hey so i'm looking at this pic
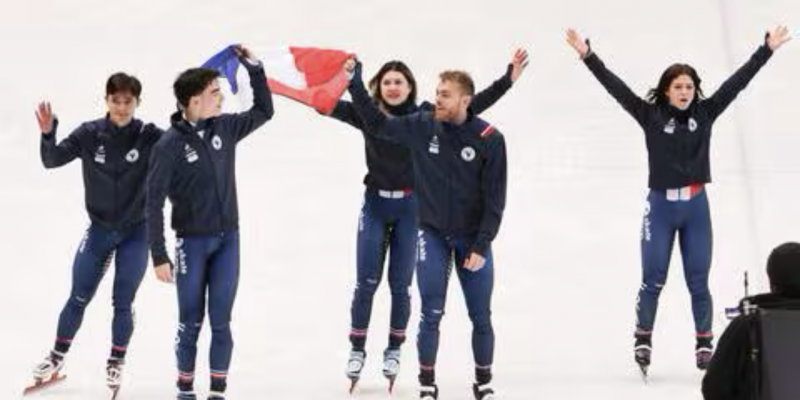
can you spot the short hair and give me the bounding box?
[173,68,220,109]
[106,72,142,99]
[439,70,475,96]
[767,242,800,296]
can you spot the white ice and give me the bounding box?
[1,1,800,399]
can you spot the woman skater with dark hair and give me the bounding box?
[566,26,790,377]
[321,49,528,391]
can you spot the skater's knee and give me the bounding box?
[421,307,445,327]
[356,277,380,296]
[469,311,492,332]
[178,321,203,340]
[388,281,410,298]
[210,322,233,344]
[66,293,92,310]
[641,281,666,295]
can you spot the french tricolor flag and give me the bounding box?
[202,45,353,114]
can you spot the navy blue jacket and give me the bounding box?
[146,61,274,266]
[583,44,773,190]
[328,65,514,191]
[348,65,507,256]
[41,116,162,232]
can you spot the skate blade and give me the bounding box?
[110,385,121,400]
[638,365,650,384]
[23,373,67,395]
[348,378,359,394]
[384,374,397,394]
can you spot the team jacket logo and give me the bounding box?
[688,117,698,132]
[212,135,222,150]
[461,146,476,162]
[428,135,440,154]
[184,144,199,163]
[663,118,676,134]
[94,145,106,164]
[125,149,139,163]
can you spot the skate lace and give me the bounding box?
[106,362,123,385]
[475,383,495,400]
[34,356,62,377]
[346,351,366,376]
[420,384,437,400]
[696,347,713,362]
[383,349,401,374]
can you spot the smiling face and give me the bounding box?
[665,74,696,110]
[191,80,223,120]
[434,79,471,123]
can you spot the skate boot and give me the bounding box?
[106,358,124,399]
[24,351,67,394]
[33,351,65,381]
[207,391,225,400]
[634,333,652,381]
[383,348,401,392]
[695,337,714,371]
[473,382,496,400]
[346,349,366,393]
[419,383,438,400]
[177,390,197,400]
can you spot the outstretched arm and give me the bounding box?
[469,48,529,114]
[226,45,275,142]
[567,29,650,126]
[345,59,414,145]
[325,100,366,130]
[38,102,84,168]
[705,26,790,121]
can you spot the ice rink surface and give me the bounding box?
[1,1,799,398]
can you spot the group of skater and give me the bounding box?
[27,25,791,400]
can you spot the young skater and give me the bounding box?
[30,72,162,395]
[565,26,791,374]
[146,45,274,400]
[323,50,526,391]
[346,58,509,400]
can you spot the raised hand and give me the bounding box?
[35,101,54,134]
[233,44,258,62]
[510,48,529,82]
[566,28,590,58]
[767,25,791,51]
[343,57,358,81]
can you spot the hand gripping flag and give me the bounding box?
[202,45,353,114]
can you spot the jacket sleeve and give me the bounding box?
[40,119,85,168]
[469,64,514,115]
[146,142,175,267]
[226,59,275,142]
[347,64,415,146]
[704,44,773,122]
[701,316,753,400]
[471,132,507,257]
[326,100,366,130]
[583,52,650,127]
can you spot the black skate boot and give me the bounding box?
[695,336,714,371]
[419,383,438,400]
[634,332,652,381]
[473,382,496,400]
